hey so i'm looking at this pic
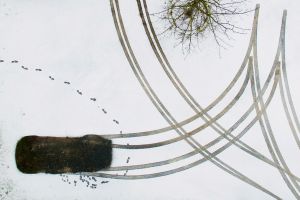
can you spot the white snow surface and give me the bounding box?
[0,0,300,199]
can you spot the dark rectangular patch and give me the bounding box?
[15,135,112,174]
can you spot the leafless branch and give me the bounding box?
[157,0,251,53]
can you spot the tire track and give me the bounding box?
[104,1,280,198]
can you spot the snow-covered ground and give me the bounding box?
[0,0,300,199]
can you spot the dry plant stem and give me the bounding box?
[160,0,251,52]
